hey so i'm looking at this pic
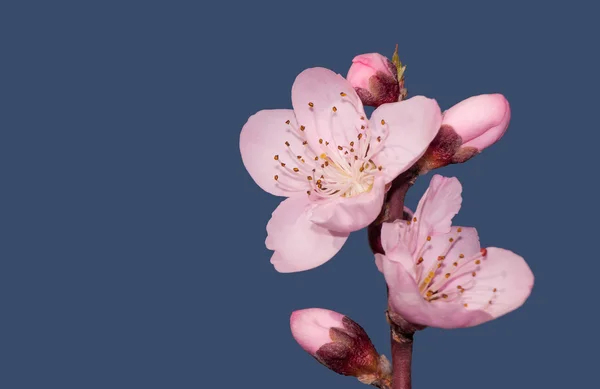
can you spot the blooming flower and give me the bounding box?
[376,175,534,328]
[443,94,511,153]
[290,308,388,382]
[240,67,442,272]
[347,53,401,106]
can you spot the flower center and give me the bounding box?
[403,222,499,309]
[272,94,389,199]
[323,153,377,198]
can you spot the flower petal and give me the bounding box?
[266,196,349,272]
[411,175,462,251]
[383,254,492,329]
[450,247,534,327]
[379,241,417,278]
[291,68,366,152]
[374,253,384,272]
[368,96,442,182]
[416,226,480,281]
[240,109,310,197]
[442,94,510,151]
[309,177,385,233]
[380,220,405,254]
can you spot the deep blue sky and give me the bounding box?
[0,1,596,388]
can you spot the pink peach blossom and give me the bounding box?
[240,67,442,272]
[376,175,534,328]
[442,94,511,151]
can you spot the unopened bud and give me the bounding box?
[290,308,390,385]
[443,93,510,154]
[347,47,405,107]
[416,94,511,173]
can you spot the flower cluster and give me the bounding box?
[239,48,533,385]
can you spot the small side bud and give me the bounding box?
[290,308,390,385]
[347,48,405,107]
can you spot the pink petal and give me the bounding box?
[266,196,349,273]
[449,247,534,327]
[240,109,310,197]
[291,68,366,152]
[382,252,492,329]
[379,242,417,278]
[309,177,386,233]
[290,308,345,355]
[374,253,384,272]
[369,96,442,182]
[418,226,480,277]
[380,220,405,254]
[411,175,462,251]
[442,94,510,151]
[381,253,431,318]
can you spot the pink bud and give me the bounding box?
[347,53,400,107]
[291,308,345,355]
[442,94,511,151]
[290,308,388,382]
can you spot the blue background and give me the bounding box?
[0,1,596,388]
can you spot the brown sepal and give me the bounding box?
[314,316,380,377]
[452,146,480,164]
[416,124,462,173]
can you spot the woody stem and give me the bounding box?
[367,168,416,254]
[368,169,419,389]
[391,335,413,389]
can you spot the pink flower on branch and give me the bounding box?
[376,175,534,329]
[240,67,442,272]
[290,308,390,386]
